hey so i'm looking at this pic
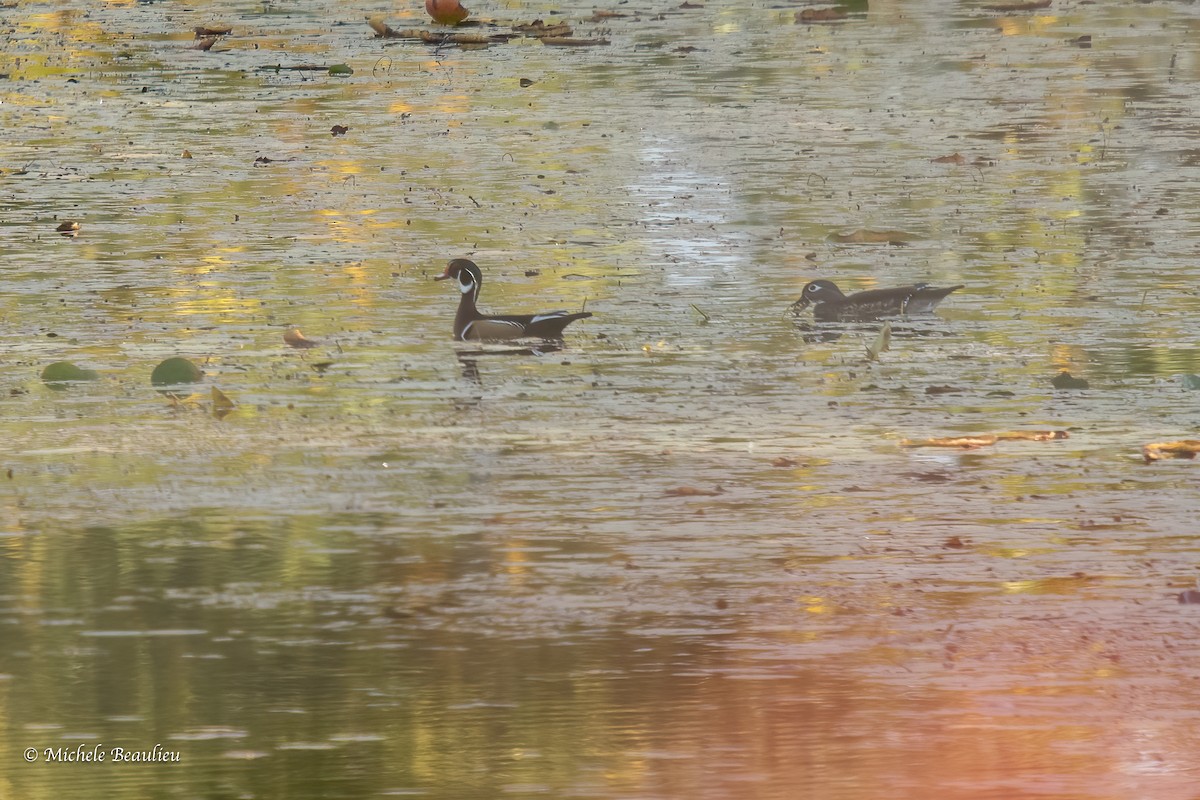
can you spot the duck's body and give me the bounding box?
[435,259,592,341]
[790,279,963,321]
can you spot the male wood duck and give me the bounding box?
[434,258,593,340]
[789,279,964,321]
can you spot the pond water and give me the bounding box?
[2,0,1200,798]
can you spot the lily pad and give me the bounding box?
[151,357,203,387]
[40,361,99,389]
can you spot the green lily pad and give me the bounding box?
[1051,371,1089,390]
[1180,374,1200,390]
[151,357,203,388]
[41,361,100,389]
[328,64,353,76]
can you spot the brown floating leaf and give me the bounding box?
[901,430,1069,449]
[829,229,912,245]
[211,386,236,420]
[925,385,964,395]
[367,16,398,37]
[56,220,81,235]
[1071,34,1092,48]
[982,0,1050,10]
[771,457,799,468]
[331,125,349,137]
[679,1,704,8]
[181,149,193,159]
[943,536,966,549]
[1051,371,1089,389]
[796,8,847,22]
[519,78,536,88]
[995,430,1069,442]
[195,25,232,37]
[541,37,611,47]
[1143,440,1200,463]
[587,10,627,21]
[513,20,573,37]
[664,486,725,497]
[900,435,998,449]
[931,152,966,165]
[284,328,320,349]
[194,36,219,51]
[1179,589,1200,604]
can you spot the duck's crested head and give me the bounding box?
[435,258,483,295]
[789,279,844,312]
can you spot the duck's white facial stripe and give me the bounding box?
[458,277,475,295]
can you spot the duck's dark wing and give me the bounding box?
[904,285,964,314]
[462,311,592,341]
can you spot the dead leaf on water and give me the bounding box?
[943,536,967,549]
[331,125,349,136]
[1142,440,1200,463]
[513,20,573,38]
[664,486,725,497]
[931,152,966,165]
[982,0,1051,11]
[925,385,964,395]
[995,430,1069,442]
[284,328,320,349]
[901,430,1068,449]
[194,25,232,37]
[865,322,891,362]
[796,8,848,22]
[56,220,80,236]
[211,386,235,420]
[771,457,799,468]
[900,435,998,449]
[542,37,611,47]
[193,37,219,51]
[829,229,913,245]
[587,10,627,21]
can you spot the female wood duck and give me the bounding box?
[434,258,593,340]
[789,279,964,321]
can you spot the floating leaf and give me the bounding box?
[982,0,1050,11]
[797,8,847,22]
[1051,371,1089,389]
[151,357,203,388]
[931,153,966,165]
[995,430,1069,441]
[771,457,799,468]
[194,37,219,51]
[194,25,232,37]
[284,328,319,349]
[664,486,725,497]
[211,386,236,420]
[328,64,354,76]
[1179,590,1200,604]
[901,435,998,449]
[943,536,966,549]
[865,321,891,361]
[56,220,80,236]
[330,125,349,137]
[829,229,912,245]
[1180,374,1200,390]
[40,361,99,388]
[925,384,964,395]
[1142,440,1200,463]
